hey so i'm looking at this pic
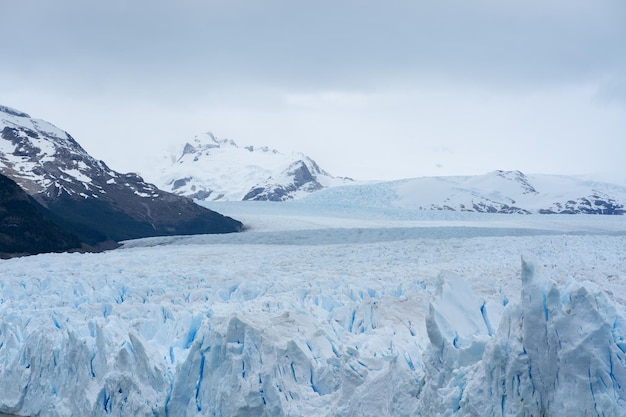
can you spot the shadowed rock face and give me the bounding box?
[0,106,243,246]
[539,194,625,214]
[0,173,82,257]
[243,160,324,201]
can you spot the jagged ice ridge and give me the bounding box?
[420,258,626,416]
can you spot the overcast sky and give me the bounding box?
[1,0,625,181]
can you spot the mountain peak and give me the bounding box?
[194,132,238,148]
[0,105,31,118]
[148,132,351,201]
[489,170,538,194]
[178,132,241,162]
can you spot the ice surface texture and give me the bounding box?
[421,258,626,417]
[0,208,625,416]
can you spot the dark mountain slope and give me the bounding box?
[0,173,82,257]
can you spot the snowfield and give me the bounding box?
[1,199,625,416]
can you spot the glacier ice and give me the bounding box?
[0,300,422,417]
[420,258,626,417]
[1,218,625,416]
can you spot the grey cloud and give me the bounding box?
[1,0,624,95]
[594,75,626,105]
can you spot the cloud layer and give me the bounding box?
[1,0,624,179]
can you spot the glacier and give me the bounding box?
[1,202,625,416]
[420,258,626,417]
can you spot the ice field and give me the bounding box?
[1,199,625,416]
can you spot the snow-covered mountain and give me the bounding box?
[150,137,624,214]
[302,170,626,215]
[147,132,352,201]
[0,105,242,247]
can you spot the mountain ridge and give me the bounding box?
[300,170,626,215]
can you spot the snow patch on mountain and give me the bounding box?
[0,105,118,199]
[146,132,351,201]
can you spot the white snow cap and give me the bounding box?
[144,131,350,201]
